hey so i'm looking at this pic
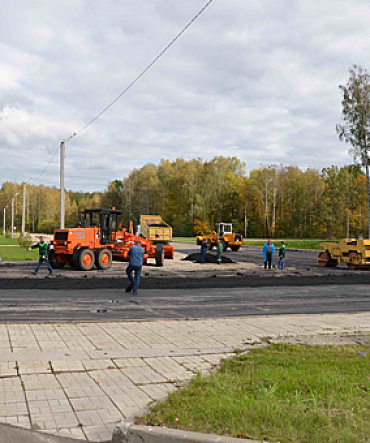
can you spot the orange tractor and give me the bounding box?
[49,209,173,270]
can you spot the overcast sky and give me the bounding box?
[1,0,370,192]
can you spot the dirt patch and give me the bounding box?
[183,252,234,264]
[272,333,370,347]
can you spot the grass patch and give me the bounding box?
[144,344,370,442]
[0,246,38,261]
[0,235,19,245]
[244,239,326,250]
[173,237,196,242]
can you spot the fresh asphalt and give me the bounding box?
[0,243,369,322]
[0,283,369,322]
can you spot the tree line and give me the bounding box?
[102,157,368,239]
[0,182,102,235]
[0,157,369,238]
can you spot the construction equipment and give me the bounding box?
[49,209,173,270]
[49,209,122,270]
[112,220,173,266]
[137,215,173,259]
[196,223,243,251]
[318,238,370,269]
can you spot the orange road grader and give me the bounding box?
[48,209,173,271]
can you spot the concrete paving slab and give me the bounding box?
[51,361,85,373]
[18,361,52,375]
[0,362,17,378]
[0,313,368,442]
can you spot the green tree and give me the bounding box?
[337,65,370,236]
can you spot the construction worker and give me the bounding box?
[277,241,286,269]
[125,241,145,295]
[216,239,223,264]
[30,236,53,275]
[200,239,207,264]
[262,239,275,269]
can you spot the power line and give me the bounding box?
[64,0,215,142]
[25,0,215,185]
[31,145,60,183]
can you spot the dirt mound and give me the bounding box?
[183,252,234,264]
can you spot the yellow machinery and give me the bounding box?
[318,238,370,269]
[139,215,172,243]
[196,223,243,251]
[137,215,173,259]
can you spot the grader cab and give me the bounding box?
[318,238,370,269]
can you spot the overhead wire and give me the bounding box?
[64,0,215,142]
[26,0,215,185]
[31,145,60,183]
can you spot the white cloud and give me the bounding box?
[0,0,369,191]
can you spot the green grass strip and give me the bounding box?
[0,246,38,261]
[144,344,370,442]
[243,240,324,250]
[0,235,19,245]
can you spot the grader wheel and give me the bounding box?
[155,244,164,267]
[96,248,112,270]
[48,250,65,269]
[78,249,95,271]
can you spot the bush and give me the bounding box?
[17,233,32,249]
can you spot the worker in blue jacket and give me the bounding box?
[200,239,207,264]
[262,239,275,269]
[125,241,145,295]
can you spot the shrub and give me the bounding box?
[17,233,32,249]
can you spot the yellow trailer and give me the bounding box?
[318,238,370,269]
[139,215,172,244]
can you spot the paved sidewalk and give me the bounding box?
[0,313,369,442]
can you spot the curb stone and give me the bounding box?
[112,421,267,443]
[0,260,36,267]
[0,422,84,443]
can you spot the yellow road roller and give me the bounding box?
[318,238,370,269]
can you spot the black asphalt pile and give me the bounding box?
[183,252,234,263]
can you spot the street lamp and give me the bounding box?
[11,193,19,239]
[3,206,9,236]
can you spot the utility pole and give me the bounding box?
[60,141,65,229]
[3,206,8,236]
[11,198,14,238]
[11,193,19,238]
[22,183,26,235]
